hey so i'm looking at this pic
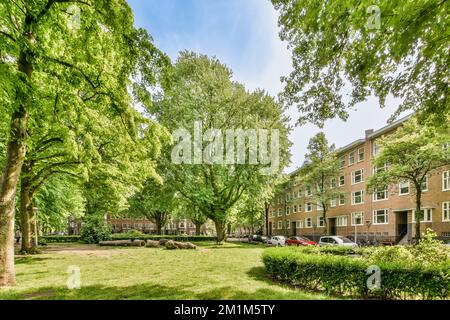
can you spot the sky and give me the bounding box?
[127,0,409,173]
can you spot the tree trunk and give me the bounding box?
[155,217,162,235]
[414,187,422,242]
[195,223,201,235]
[322,207,328,235]
[264,202,269,236]
[214,220,226,243]
[19,181,32,254]
[0,107,29,287]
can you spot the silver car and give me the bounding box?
[319,236,358,248]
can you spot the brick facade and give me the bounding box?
[267,115,450,244]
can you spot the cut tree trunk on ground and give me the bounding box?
[165,240,196,250]
[131,240,146,247]
[98,240,132,246]
[145,240,159,247]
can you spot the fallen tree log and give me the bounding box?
[131,240,146,247]
[99,240,132,246]
[165,240,197,250]
[146,240,160,248]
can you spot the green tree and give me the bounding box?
[178,202,208,236]
[155,52,291,242]
[272,0,449,127]
[367,116,450,241]
[0,0,169,286]
[300,133,342,233]
[127,179,176,235]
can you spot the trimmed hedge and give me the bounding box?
[111,234,217,242]
[41,235,81,243]
[262,247,450,299]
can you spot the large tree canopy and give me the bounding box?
[155,51,291,242]
[272,0,449,126]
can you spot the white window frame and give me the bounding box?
[372,141,381,156]
[357,147,365,162]
[351,190,364,205]
[305,186,312,197]
[339,194,345,206]
[421,176,428,192]
[442,202,450,222]
[336,216,348,227]
[443,171,450,191]
[399,181,410,195]
[277,220,282,229]
[306,202,313,212]
[373,209,389,225]
[278,208,282,217]
[286,206,291,215]
[297,204,302,212]
[330,197,337,207]
[317,216,325,227]
[348,152,355,165]
[339,175,345,186]
[351,212,364,226]
[293,205,297,213]
[296,220,304,228]
[305,217,312,228]
[373,186,388,202]
[330,177,337,188]
[340,156,345,168]
[412,209,433,223]
[351,169,364,185]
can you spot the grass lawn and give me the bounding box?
[0,241,331,300]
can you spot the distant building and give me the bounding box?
[106,214,216,236]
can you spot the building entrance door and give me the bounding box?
[328,218,336,236]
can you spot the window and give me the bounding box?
[351,169,364,184]
[351,191,364,205]
[351,212,364,226]
[373,209,389,225]
[298,204,302,212]
[443,171,450,191]
[373,186,388,201]
[349,152,355,165]
[296,220,304,228]
[286,193,290,201]
[373,141,381,156]
[293,205,297,213]
[373,162,388,174]
[305,217,312,228]
[330,178,337,188]
[336,216,348,227]
[358,147,365,162]
[413,209,433,223]
[305,186,312,197]
[339,175,345,186]
[179,222,185,228]
[340,156,345,168]
[330,197,337,207]
[292,191,296,199]
[286,220,291,229]
[317,216,324,227]
[286,206,291,215]
[443,202,450,222]
[421,176,428,192]
[316,202,323,211]
[306,202,313,212]
[278,208,282,217]
[277,220,282,229]
[277,196,282,204]
[399,181,410,195]
[339,194,345,206]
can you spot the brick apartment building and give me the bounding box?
[267,115,450,243]
[107,215,216,236]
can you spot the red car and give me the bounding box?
[286,236,317,246]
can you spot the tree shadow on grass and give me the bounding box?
[2,281,330,300]
[15,256,53,265]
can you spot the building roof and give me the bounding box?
[286,112,415,176]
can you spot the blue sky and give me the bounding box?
[128,0,408,172]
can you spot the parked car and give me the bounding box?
[319,236,358,248]
[286,236,317,246]
[268,235,286,246]
[250,234,267,243]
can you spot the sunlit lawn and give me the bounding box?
[0,242,332,300]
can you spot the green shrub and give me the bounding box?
[262,247,450,299]
[40,235,81,243]
[80,216,112,244]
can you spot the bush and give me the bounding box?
[40,235,81,243]
[80,216,112,244]
[262,247,450,299]
[111,234,216,242]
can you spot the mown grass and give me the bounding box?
[0,242,332,300]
